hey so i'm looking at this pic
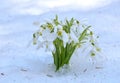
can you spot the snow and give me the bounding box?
[0,0,120,83]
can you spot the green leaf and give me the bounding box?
[66,19,70,26]
[61,46,66,66]
[79,26,91,42]
[53,15,59,26]
[63,25,69,33]
[53,38,60,71]
[52,52,57,66]
[69,18,74,26]
[53,38,66,71]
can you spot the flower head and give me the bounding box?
[57,29,63,37]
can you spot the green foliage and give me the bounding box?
[63,18,74,33]
[79,26,90,42]
[52,38,77,71]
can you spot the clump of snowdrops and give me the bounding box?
[33,15,100,71]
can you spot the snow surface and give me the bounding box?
[0,0,120,83]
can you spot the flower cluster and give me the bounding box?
[33,15,100,71]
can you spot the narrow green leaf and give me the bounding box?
[53,15,59,26]
[65,42,77,64]
[79,26,91,42]
[66,19,70,26]
[63,25,69,33]
[69,18,74,26]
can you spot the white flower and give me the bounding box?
[62,31,69,47]
[42,28,57,42]
[69,30,79,43]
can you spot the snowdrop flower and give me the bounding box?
[32,15,100,71]
[42,28,57,41]
[62,30,69,47]
[57,29,63,37]
[69,30,79,43]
